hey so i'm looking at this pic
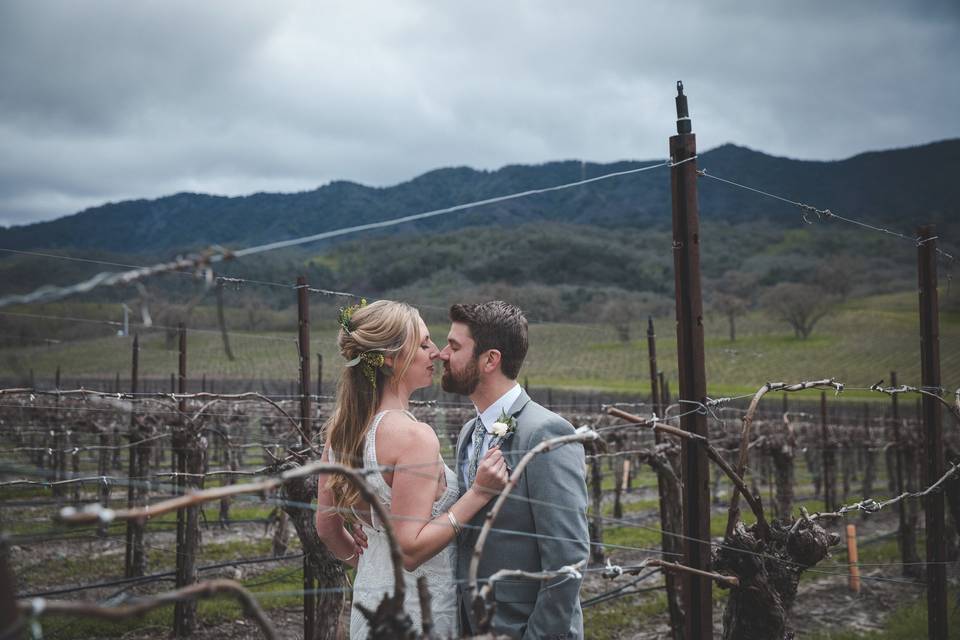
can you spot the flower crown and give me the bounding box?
[338,298,367,333]
[338,299,387,388]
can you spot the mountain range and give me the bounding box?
[2,139,958,257]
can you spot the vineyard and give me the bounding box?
[1,83,959,640]
[1,373,958,638]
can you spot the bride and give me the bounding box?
[315,300,508,638]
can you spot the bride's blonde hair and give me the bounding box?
[324,300,421,513]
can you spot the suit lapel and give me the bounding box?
[499,389,531,464]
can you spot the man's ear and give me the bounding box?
[481,349,502,374]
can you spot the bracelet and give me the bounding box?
[340,553,356,562]
[446,511,462,536]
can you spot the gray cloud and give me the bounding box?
[1,0,957,227]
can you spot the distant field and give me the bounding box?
[2,291,958,398]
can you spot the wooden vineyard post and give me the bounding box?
[820,392,835,511]
[647,316,683,640]
[917,226,947,639]
[297,276,318,640]
[98,430,110,510]
[890,371,921,576]
[125,334,144,577]
[53,365,63,503]
[861,404,876,519]
[173,324,202,637]
[846,524,860,593]
[297,277,316,640]
[112,372,122,470]
[621,459,631,497]
[589,445,605,564]
[317,352,323,398]
[71,446,80,504]
[670,81,711,640]
[613,455,624,519]
[0,537,18,634]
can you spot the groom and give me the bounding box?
[438,301,589,640]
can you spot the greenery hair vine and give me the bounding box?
[338,298,367,333]
[344,351,386,389]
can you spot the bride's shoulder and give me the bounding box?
[378,411,437,444]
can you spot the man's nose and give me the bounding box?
[436,347,450,361]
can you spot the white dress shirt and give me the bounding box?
[460,383,523,489]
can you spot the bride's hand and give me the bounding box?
[473,447,509,495]
[348,521,368,553]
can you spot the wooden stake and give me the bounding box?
[846,524,860,593]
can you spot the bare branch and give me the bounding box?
[56,460,406,602]
[869,382,960,426]
[608,558,739,589]
[479,560,587,603]
[16,579,277,639]
[798,461,960,525]
[0,387,316,452]
[726,379,841,538]
[606,407,769,536]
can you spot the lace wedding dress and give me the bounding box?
[349,410,459,639]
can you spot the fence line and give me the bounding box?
[696,167,956,263]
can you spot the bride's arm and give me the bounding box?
[391,422,507,571]
[315,441,364,568]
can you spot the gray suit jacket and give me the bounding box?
[455,389,589,639]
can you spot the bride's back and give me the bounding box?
[373,410,447,501]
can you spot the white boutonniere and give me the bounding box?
[489,409,517,447]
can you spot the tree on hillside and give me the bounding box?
[598,294,672,343]
[599,299,642,343]
[760,283,837,340]
[713,293,749,342]
[711,270,759,342]
[813,256,856,300]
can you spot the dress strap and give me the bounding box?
[362,411,395,529]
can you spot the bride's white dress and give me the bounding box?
[349,410,459,639]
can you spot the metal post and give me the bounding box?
[317,353,323,398]
[0,537,18,633]
[917,225,947,639]
[297,276,316,640]
[670,81,711,640]
[174,323,197,636]
[125,334,142,577]
[820,392,834,511]
[53,365,63,496]
[647,316,682,640]
[647,317,662,419]
[297,277,312,446]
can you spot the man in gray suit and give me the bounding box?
[438,301,589,639]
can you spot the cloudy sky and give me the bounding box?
[1,0,958,227]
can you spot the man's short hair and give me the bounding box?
[449,301,528,379]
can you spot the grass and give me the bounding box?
[21,535,286,587]
[582,590,670,640]
[36,563,308,639]
[804,589,960,639]
[4,291,958,395]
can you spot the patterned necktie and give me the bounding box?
[466,416,486,487]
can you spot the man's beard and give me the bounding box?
[441,358,480,395]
